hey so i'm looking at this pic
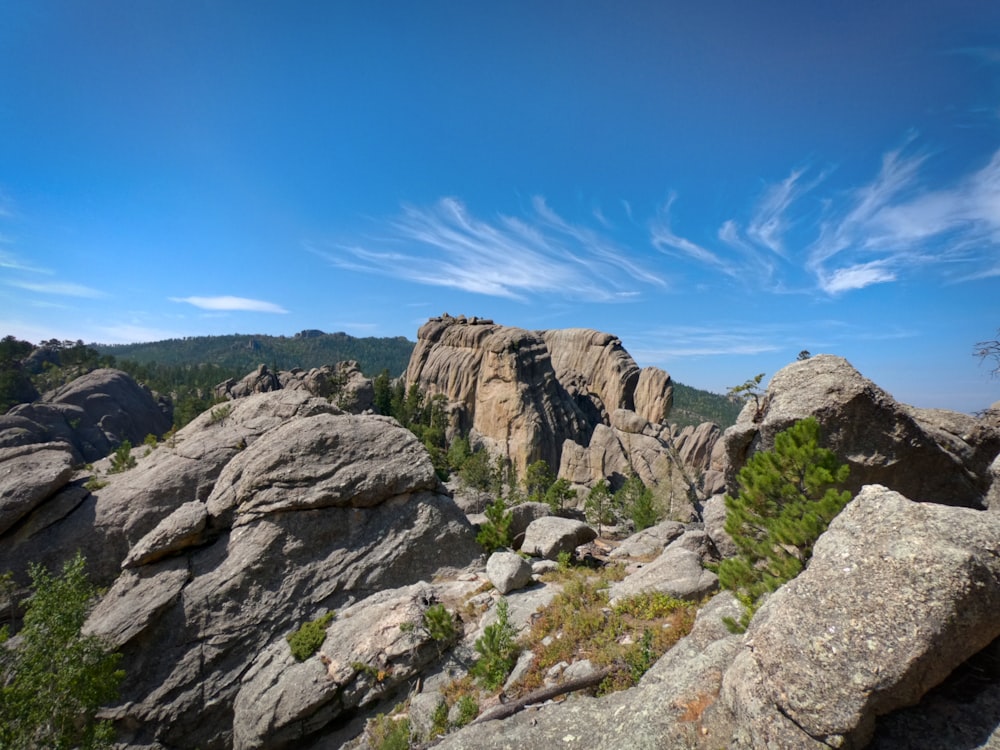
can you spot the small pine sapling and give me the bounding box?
[716,417,850,632]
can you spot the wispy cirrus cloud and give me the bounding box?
[310,197,666,301]
[9,280,104,298]
[170,295,289,313]
[649,194,733,273]
[665,133,1000,296]
[0,250,52,275]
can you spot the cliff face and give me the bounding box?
[406,315,678,480]
[406,316,591,472]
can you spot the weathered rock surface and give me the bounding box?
[232,583,465,750]
[520,516,597,560]
[608,519,685,559]
[608,534,719,604]
[721,485,1000,749]
[0,368,171,463]
[406,315,680,489]
[723,355,1000,508]
[701,494,737,558]
[0,442,75,536]
[486,550,534,594]
[539,327,642,424]
[0,388,339,589]
[82,403,481,749]
[405,315,591,474]
[215,361,374,414]
[435,592,745,750]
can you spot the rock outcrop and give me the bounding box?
[723,355,1000,508]
[406,315,678,479]
[79,394,480,748]
[0,368,172,463]
[722,485,1000,748]
[215,361,374,413]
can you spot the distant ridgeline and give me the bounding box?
[669,381,742,430]
[93,330,415,377]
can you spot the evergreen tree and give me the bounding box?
[716,417,850,631]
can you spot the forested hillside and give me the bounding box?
[669,381,741,430]
[94,330,414,376]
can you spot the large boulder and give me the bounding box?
[0,368,171,463]
[83,406,481,749]
[0,388,339,589]
[721,485,1000,749]
[520,516,597,560]
[723,355,1000,508]
[0,442,75,536]
[486,550,534,594]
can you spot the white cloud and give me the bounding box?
[9,280,104,298]
[0,250,51,274]
[819,260,897,294]
[649,194,732,272]
[170,295,289,313]
[312,197,666,301]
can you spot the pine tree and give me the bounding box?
[716,417,850,632]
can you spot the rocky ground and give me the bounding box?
[1,320,999,749]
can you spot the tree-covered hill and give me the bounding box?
[669,381,741,430]
[93,330,414,377]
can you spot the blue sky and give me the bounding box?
[2,2,1000,412]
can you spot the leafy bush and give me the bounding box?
[208,404,232,425]
[475,497,513,553]
[422,603,456,644]
[367,713,411,750]
[716,417,850,631]
[618,476,658,531]
[0,552,124,750]
[470,597,518,690]
[286,611,335,661]
[453,694,479,727]
[108,440,136,474]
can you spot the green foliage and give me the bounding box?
[422,603,457,644]
[612,590,689,620]
[0,552,124,750]
[367,713,411,750]
[453,694,479,727]
[584,479,615,535]
[94,331,414,379]
[430,699,449,737]
[471,597,518,690]
[83,477,108,492]
[523,460,555,503]
[669,381,742,430]
[143,433,158,449]
[108,441,136,474]
[520,566,697,695]
[208,403,232,424]
[543,478,577,513]
[797,350,812,361]
[727,373,767,420]
[716,417,851,631]
[556,550,573,571]
[286,611,335,661]
[617,475,659,531]
[475,496,513,553]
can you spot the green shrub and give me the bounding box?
[616,475,659,531]
[475,497,513,553]
[0,552,124,749]
[470,597,518,690]
[208,404,232,424]
[453,694,479,727]
[367,713,411,750]
[716,417,850,632]
[108,440,136,474]
[422,603,456,644]
[286,611,335,661]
